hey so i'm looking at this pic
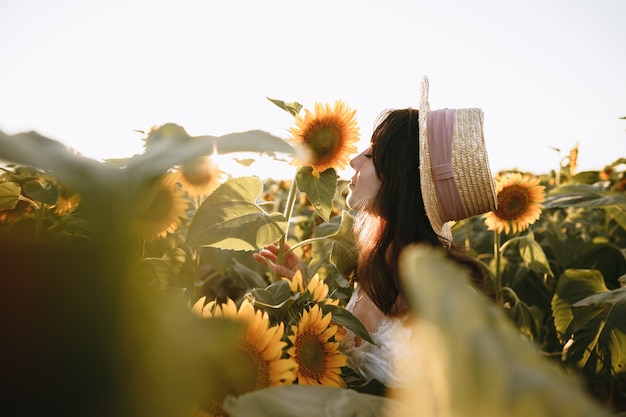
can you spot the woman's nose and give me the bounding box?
[350,155,359,170]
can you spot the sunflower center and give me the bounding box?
[494,185,530,220]
[226,341,271,394]
[304,122,341,163]
[295,331,327,380]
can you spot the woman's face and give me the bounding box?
[346,146,381,211]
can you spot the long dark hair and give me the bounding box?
[354,108,493,315]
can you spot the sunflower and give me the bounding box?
[133,172,189,241]
[282,272,340,306]
[283,270,306,293]
[193,298,297,416]
[53,189,80,215]
[290,100,359,177]
[287,304,347,386]
[175,155,221,199]
[484,173,546,235]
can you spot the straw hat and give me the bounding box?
[418,76,497,242]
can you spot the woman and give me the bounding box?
[255,77,498,387]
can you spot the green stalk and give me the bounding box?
[282,235,328,257]
[494,233,526,304]
[494,230,502,303]
[273,173,299,282]
[35,202,46,238]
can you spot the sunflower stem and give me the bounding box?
[274,173,299,282]
[494,230,502,303]
[35,202,46,239]
[283,236,327,257]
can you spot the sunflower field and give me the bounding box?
[1,100,625,417]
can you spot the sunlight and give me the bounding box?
[213,152,353,181]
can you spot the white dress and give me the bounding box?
[341,286,417,388]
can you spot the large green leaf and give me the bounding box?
[562,289,626,376]
[186,177,287,251]
[572,241,626,289]
[321,303,373,345]
[551,269,609,343]
[397,246,612,417]
[545,184,626,208]
[296,166,338,222]
[0,130,112,196]
[138,247,195,289]
[504,297,544,342]
[0,127,294,205]
[329,211,357,278]
[246,280,299,321]
[607,205,626,231]
[518,235,554,278]
[306,211,356,287]
[224,385,405,417]
[0,181,21,210]
[23,180,59,205]
[127,125,295,183]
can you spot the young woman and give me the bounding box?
[255,77,498,387]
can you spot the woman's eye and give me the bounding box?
[364,154,373,159]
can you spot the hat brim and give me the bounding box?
[418,76,497,242]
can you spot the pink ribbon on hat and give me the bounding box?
[427,109,469,222]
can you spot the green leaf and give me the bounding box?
[329,211,357,278]
[0,181,21,210]
[573,288,626,333]
[504,297,544,341]
[225,385,403,417]
[0,130,112,196]
[572,241,626,289]
[518,236,554,278]
[296,166,337,222]
[247,280,293,306]
[128,126,295,182]
[307,211,356,285]
[23,180,59,205]
[186,177,287,251]
[551,269,609,342]
[569,171,600,184]
[607,205,626,231]
[562,289,626,375]
[321,303,374,345]
[138,247,195,289]
[398,245,613,417]
[266,97,303,117]
[247,280,299,317]
[545,184,626,208]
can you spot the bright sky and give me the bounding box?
[1,0,624,180]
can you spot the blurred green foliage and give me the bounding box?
[1,126,624,416]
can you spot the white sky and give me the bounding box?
[1,0,624,179]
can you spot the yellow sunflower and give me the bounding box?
[54,189,80,215]
[287,304,347,387]
[192,297,297,416]
[175,155,221,199]
[283,270,306,293]
[484,173,546,235]
[133,172,189,241]
[290,100,359,177]
[282,272,340,306]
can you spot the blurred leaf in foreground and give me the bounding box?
[394,244,611,417]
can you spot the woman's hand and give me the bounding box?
[253,242,305,281]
